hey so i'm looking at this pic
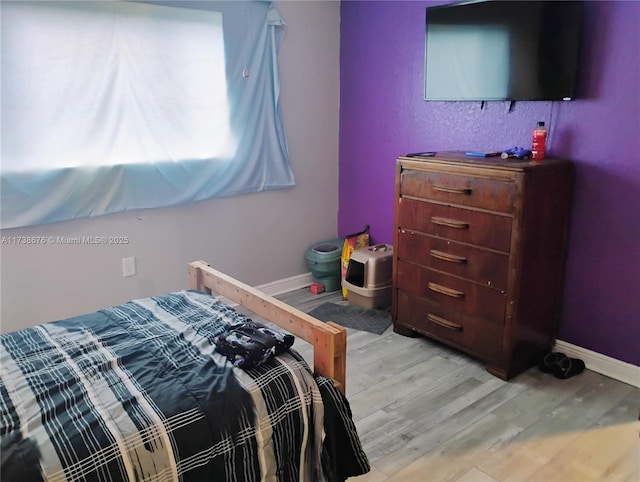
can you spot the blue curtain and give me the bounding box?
[0,1,294,229]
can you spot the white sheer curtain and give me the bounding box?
[1,0,294,228]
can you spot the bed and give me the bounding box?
[0,261,369,481]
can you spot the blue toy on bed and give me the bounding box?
[214,320,295,369]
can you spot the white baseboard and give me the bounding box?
[244,273,640,388]
[219,272,313,308]
[554,339,640,388]
[255,272,314,297]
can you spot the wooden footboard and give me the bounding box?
[188,261,347,393]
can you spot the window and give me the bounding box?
[1,1,294,229]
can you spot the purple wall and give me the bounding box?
[338,1,639,365]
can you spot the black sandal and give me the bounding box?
[538,352,567,373]
[552,357,586,379]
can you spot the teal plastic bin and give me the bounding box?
[305,239,343,292]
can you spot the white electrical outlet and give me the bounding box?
[122,257,136,277]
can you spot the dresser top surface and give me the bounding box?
[398,152,572,172]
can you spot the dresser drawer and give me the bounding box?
[396,229,509,290]
[396,290,503,361]
[400,169,516,213]
[397,198,512,252]
[396,260,506,326]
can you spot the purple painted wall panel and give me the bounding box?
[338,1,639,365]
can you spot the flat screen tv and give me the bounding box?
[424,0,584,101]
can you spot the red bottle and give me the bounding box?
[531,121,548,160]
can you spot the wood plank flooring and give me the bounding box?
[254,288,639,482]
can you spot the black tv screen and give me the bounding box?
[424,0,584,101]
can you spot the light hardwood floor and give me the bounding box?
[270,288,639,482]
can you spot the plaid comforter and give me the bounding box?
[0,291,369,482]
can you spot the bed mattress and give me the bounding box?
[0,291,369,481]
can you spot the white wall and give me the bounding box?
[0,0,341,333]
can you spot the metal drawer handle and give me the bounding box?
[433,184,472,195]
[427,313,463,331]
[431,217,469,230]
[430,250,467,264]
[428,282,465,298]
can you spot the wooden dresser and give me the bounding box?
[392,153,573,380]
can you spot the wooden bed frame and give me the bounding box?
[188,260,347,393]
